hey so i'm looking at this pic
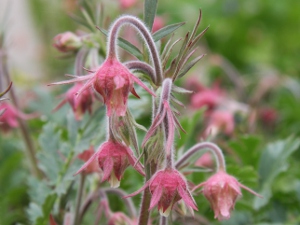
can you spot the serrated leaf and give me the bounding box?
[97,27,143,59]
[144,0,158,30]
[153,22,185,42]
[67,112,79,146]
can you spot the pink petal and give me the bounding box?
[149,185,163,210]
[113,75,126,89]
[125,148,145,176]
[102,157,114,182]
[177,185,198,210]
[129,74,156,97]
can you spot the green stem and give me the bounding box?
[138,152,152,225]
[0,51,42,178]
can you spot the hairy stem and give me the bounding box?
[175,142,226,171]
[107,15,162,85]
[138,151,152,225]
[159,216,168,225]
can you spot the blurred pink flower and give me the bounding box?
[152,17,165,33]
[195,152,214,168]
[77,146,99,174]
[53,82,94,120]
[259,107,278,126]
[126,168,197,217]
[119,0,137,9]
[191,84,223,112]
[0,102,37,132]
[53,31,82,52]
[75,140,144,188]
[108,212,133,225]
[205,110,235,136]
[194,170,261,221]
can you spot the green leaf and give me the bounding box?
[153,22,185,42]
[97,27,143,59]
[253,136,300,209]
[144,0,158,30]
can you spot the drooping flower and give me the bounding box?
[77,146,99,174]
[0,102,37,132]
[108,212,133,225]
[53,31,82,52]
[194,170,261,221]
[126,168,198,217]
[53,82,94,120]
[50,57,155,117]
[75,140,144,188]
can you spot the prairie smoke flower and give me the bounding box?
[195,170,261,221]
[53,82,94,120]
[77,147,99,174]
[108,212,133,225]
[50,58,155,117]
[126,168,197,217]
[53,31,82,52]
[75,140,144,188]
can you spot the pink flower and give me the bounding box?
[53,82,94,120]
[205,110,235,136]
[191,84,223,112]
[126,168,198,217]
[77,146,99,174]
[0,102,37,132]
[53,31,82,52]
[195,170,261,221]
[75,140,145,188]
[50,58,155,117]
[152,17,164,33]
[119,0,137,9]
[259,107,278,126]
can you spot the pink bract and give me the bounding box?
[126,168,198,217]
[77,147,99,174]
[75,140,145,188]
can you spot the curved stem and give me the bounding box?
[107,15,163,85]
[102,188,137,217]
[124,61,156,84]
[175,142,226,172]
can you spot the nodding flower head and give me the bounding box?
[108,212,133,225]
[50,58,155,117]
[75,140,145,188]
[126,168,198,217]
[53,82,94,120]
[53,31,82,52]
[194,170,261,221]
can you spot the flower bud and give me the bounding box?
[53,31,82,52]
